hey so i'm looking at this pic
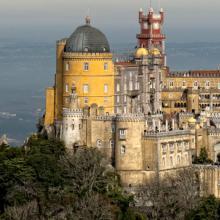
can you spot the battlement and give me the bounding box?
[63,52,113,59]
[144,129,191,139]
[63,108,83,117]
[116,113,145,122]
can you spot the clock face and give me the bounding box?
[153,23,160,30]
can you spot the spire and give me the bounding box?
[85,15,91,25]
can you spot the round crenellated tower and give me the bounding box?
[115,114,145,186]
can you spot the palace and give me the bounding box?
[43,5,220,197]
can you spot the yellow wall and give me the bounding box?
[62,53,115,114]
[45,87,55,126]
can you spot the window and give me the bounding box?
[72,124,74,130]
[194,81,198,88]
[124,106,127,114]
[170,156,173,167]
[162,157,166,167]
[121,145,126,154]
[109,139,114,148]
[83,84,89,93]
[170,143,174,153]
[124,82,127,91]
[96,139,102,148]
[104,97,108,103]
[124,95,127,103]
[177,155,181,165]
[162,144,167,154]
[84,97,88,104]
[169,81,174,88]
[65,97,69,104]
[65,84,69,93]
[218,83,220,89]
[104,84,108,93]
[65,63,70,71]
[119,129,126,140]
[116,83,120,92]
[79,124,82,129]
[83,62,89,71]
[117,96,120,103]
[129,81,133,90]
[182,81,186,87]
[104,62,108,70]
[205,81,210,88]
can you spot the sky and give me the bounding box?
[0,0,220,43]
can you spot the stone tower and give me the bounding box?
[62,86,83,150]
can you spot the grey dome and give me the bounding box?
[65,24,110,53]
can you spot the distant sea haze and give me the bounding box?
[1,39,220,145]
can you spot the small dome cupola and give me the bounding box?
[65,17,110,53]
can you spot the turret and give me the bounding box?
[62,87,83,150]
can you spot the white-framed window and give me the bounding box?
[205,81,210,88]
[104,84,108,93]
[169,81,174,88]
[83,84,89,93]
[129,81,133,90]
[84,97,89,104]
[194,81,198,88]
[116,107,120,114]
[116,83,120,92]
[182,81,186,87]
[117,96,120,103]
[135,82,140,90]
[65,84,69,93]
[83,62,89,71]
[65,63,70,71]
[121,145,126,154]
[119,129,126,140]
[124,95,127,103]
[104,62,108,71]
[96,139,102,148]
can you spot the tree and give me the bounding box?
[193,147,213,164]
[139,168,200,220]
[187,195,220,220]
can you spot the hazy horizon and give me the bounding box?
[1,0,220,44]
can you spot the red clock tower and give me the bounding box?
[137,7,166,55]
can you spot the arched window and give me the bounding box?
[96,139,102,148]
[177,155,181,165]
[162,157,166,167]
[83,62,89,71]
[121,145,126,154]
[170,156,173,167]
[109,139,114,148]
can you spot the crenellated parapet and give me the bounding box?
[115,113,145,122]
[63,52,113,60]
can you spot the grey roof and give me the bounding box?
[65,24,110,53]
